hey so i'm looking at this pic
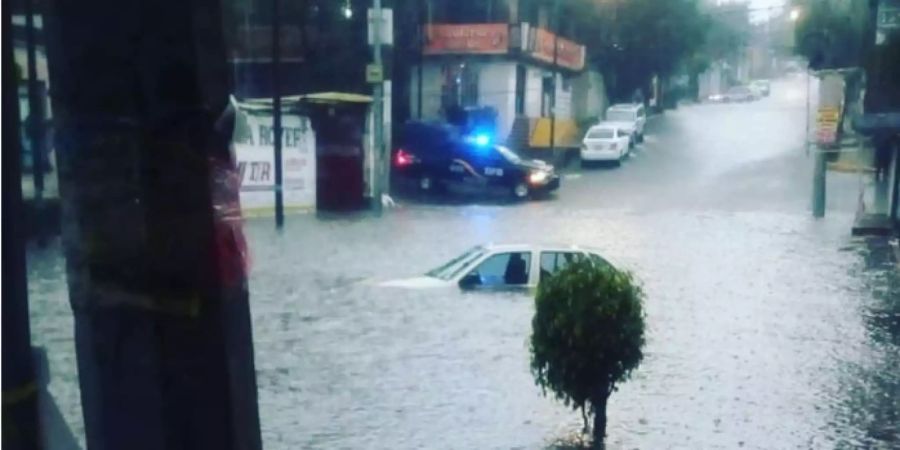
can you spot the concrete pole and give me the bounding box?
[44,0,263,448]
[372,0,385,214]
[812,148,827,217]
[272,0,285,227]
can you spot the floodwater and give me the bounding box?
[27,75,899,449]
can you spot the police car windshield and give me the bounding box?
[495,145,521,163]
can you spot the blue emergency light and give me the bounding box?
[473,133,491,147]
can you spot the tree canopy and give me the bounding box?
[573,0,710,101]
[531,258,645,444]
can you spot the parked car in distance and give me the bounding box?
[750,79,771,97]
[724,86,757,102]
[378,244,612,291]
[581,124,631,166]
[604,103,647,144]
[393,121,560,200]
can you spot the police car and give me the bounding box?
[393,121,560,200]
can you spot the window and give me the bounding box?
[539,252,580,281]
[469,252,531,286]
[587,128,614,139]
[607,110,635,121]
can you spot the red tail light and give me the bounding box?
[394,149,416,167]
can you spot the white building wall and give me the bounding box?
[477,62,516,142]
[409,63,444,120]
[525,66,544,117]
[555,72,572,119]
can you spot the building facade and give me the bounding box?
[402,0,607,150]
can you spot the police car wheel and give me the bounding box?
[512,182,529,199]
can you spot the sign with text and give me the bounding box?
[816,106,839,145]
[423,24,509,55]
[528,28,585,71]
[234,113,316,213]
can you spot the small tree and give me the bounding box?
[530,259,645,447]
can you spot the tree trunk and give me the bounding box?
[591,390,609,449]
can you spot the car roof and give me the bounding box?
[589,123,618,131]
[609,103,642,111]
[483,243,595,253]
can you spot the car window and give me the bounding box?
[495,145,521,164]
[539,252,580,281]
[587,128,614,139]
[589,253,612,268]
[469,252,531,286]
[616,130,627,138]
[607,110,634,121]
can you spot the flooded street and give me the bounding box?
[27,76,899,449]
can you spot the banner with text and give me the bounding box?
[528,28,585,71]
[234,113,316,213]
[423,24,509,55]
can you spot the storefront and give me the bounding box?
[408,22,599,150]
[233,93,376,215]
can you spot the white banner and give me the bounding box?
[235,113,316,214]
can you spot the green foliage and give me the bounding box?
[530,259,645,413]
[573,0,710,101]
[793,0,866,69]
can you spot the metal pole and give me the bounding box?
[417,18,424,118]
[372,0,384,214]
[272,0,284,227]
[549,0,559,161]
[805,70,810,156]
[25,0,44,201]
[891,142,900,222]
[813,146,826,217]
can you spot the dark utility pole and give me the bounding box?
[25,0,45,201]
[44,0,263,448]
[272,0,285,227]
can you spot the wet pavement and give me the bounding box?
[27,75,900,449]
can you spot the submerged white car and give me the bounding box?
[581,124,631,165]
[379,244,611,291]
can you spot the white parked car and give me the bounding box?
[379,244,612,291]
[581,124,631,165]
[605,103,647,144]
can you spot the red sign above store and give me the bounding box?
[423,24,509,55]
[529,28,585,71]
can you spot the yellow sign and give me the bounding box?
[816,107,839,123]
